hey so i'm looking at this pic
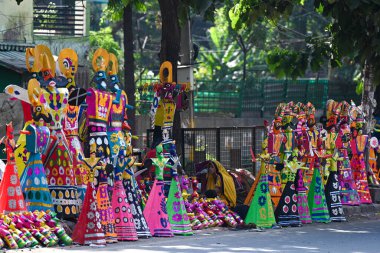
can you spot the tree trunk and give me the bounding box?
[158,0,180,80]
[123,4,135,134]
[362,62,377,135]
[156,0,182,153]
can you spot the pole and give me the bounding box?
[179,15,195,128]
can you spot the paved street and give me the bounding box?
[16,217,380,253]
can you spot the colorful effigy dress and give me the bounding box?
[143,151,173,237]
[303,127,320,193]
[42,86,79,220]
[295,169,311,224]
[20,123,54,212]
[350,135,372,204]
[96,164,117,243]
[107,91,128,158]
[123,168,151,238]
[274,159,302,227]
[325,154,346,222]
[281,130,296,190]
[72,156,106,246]
[167,170,193,235]
[337,125,360,205]
[245,155,277,228]
[0,123,27,214]
[84,87,113,162]
[267,132,284,208]
[307,158,331,223]
[64,104,87,210]
[112,152,138,241]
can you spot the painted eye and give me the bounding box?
[63,59,70,69]
[98,72,103,77]
[36,106,42,112]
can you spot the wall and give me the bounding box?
[0,0,33,43]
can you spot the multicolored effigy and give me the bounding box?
[0,42,378,249]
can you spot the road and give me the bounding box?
[13,217,380,253]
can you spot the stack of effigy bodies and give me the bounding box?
[244,100,378,229]
[0,45,243,249]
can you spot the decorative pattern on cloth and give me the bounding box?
[0,135,26,213]
[112,180,138,241]
[369,148,380,183]
[20,124,53,212]
[303,156,315,194]
[84,88,112,161]
[44,129,79,220]
[96,167,117,243]
[123,178,151,238]
[267,162,282,208]
[72,158,106,246]
[295,169,311,224]
[308,167,331,223]
[167,177,193,235]
[64,105,87,210]
[338,149,360,205]
[245,173,276,228]
[350,135,372,204]
[325,172,346,222]
[15,121,32,177]
[107,90,127,158]
[351,154,372,204]
[143,180,173,237]
[274,180,301,227]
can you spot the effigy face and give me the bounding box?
[86,88,112,128]
[64,105,79,134]
[42,87,69,130]
[340,124,351,145]
[109,92,127,128]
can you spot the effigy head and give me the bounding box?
[339,101,350,125]
[273,117,282,134]
[281,105,293,129]
[155,144,164,158]
[181,175,190,190]
[349,100,365,132]
[326,100,340,131]
[92,48,110,91]
[57,48,78,91]
[305,102,316,128]
[6,122,14,140]
[191,177,199,191]
[107,53,121,93]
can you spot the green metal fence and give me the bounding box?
[137,78,360,117]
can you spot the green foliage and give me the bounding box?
[266,47,308,79]
[101,0,147,24]
[195,6,270,85]
[229,0,304,30]
[229,0,380,84]
[314,1,380,82]
[89,27,122,58]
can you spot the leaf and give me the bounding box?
[229,4,241,30]
[355,80,364,95]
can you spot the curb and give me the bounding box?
[343,203,380,219]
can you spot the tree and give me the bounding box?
[229,0,380,133]
[106,0,147,134]
[155,0,223,151]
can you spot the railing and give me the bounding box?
[146,126,265,176]
[137,78,359,117]
[33,2,85,37]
